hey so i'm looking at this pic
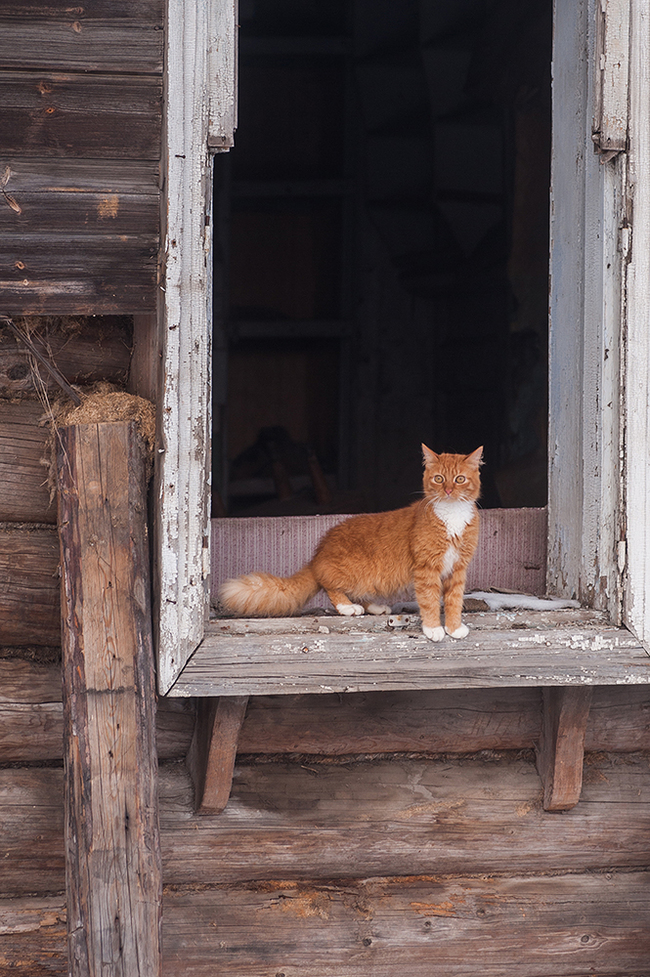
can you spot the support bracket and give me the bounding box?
[536,687,593,811]
[187,696,249,814]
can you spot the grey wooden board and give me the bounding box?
[170,614,650,696]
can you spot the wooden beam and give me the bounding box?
[536,687,594,811]
[57,421,161,976]
[187,696,249,814]
[172,617,650,697]
[0,523,60,645]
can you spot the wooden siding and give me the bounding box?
[0,2,163,314]
[2,753,650,974]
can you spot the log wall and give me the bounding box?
[0,2,162,314]
[0,314,649,973]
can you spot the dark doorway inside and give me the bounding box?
[212,0,552,517]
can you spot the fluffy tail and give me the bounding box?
[218,565,319,617]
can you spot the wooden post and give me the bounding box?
[187,696,249,814]
[536,687,593,811]
[57,421,162,976]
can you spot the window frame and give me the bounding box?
[156,0,648,696]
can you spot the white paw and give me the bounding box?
[366,602,392,615]
[336,603,365,617]
[446,623,469,639]
[423,625,445,642]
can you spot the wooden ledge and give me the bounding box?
[169,609,650,698]
[179,610,649,814]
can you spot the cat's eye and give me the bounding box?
[433,475,444,483]
[455,475,466,483]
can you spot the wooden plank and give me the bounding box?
[0,659,194,762]
[3,661,649,764]
[548,0,624,618]
[1,189,159,235]
[624,0,650,646]
[57,421,161,976]
[0,314,132,399]
[0,524,59,645]
[0,400,53,523]
[171,617,650,696]
[157,0,214,695]
[0,235,158,314]
[536,687,593,811]
[0,72,162,159]
[164,872,650,977]
[186,696,249,814]
[0,2,163,74]
[1,665,648,764]
[0,896,68,975]
[3,753,650,896]
[5,872,650,977]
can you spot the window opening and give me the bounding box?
[212,0,552,521]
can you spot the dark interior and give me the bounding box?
[212,0,552,517]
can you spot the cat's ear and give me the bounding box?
[422,443,438,466]
[465,446,484,469]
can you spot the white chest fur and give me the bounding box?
[433,498,476,538]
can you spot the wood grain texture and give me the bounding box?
[4,753,650,895]
[57,421,161,975]
[187,696,249,814]
[624,0,650,645]
[0,524,59,645]
[1,72,162,159]
[0,233,158,315]
[172,616,650,696]
[0,400,52,523]
[156,0,214,694]
[2,665,648,764]
[0,314,132,398]
[0,1,163,74]
[536,687,593,810]
[0,659,194,762]
[1,872,649,977]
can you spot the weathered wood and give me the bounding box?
[0,314,132,398]
[172,616,650,696]
[4,754,650,895]
[536,687,594,811]
[187,696,249,814]
[0,524,59,645]
[0,159,159,314]
[157,0,214,695]
[0,400,52,523]
[1,187,159,236]
[1,663,648,763]
[0,3,163,74]
[3,871,650,977]
[57,422,161,976]
[0,234,158,315]
[129,314,161,403]
[0,659,194,762]
[0,896,68,974]
[164,871,650,977]
[1,72,162,159]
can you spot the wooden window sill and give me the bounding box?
[169,607,650,698]
[179,608,650,815]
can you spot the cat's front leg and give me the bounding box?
[413,568,445,641]
[442,565,469,639]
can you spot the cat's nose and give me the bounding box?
[445,488,452,495]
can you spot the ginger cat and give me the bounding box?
[219,445,482,641]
